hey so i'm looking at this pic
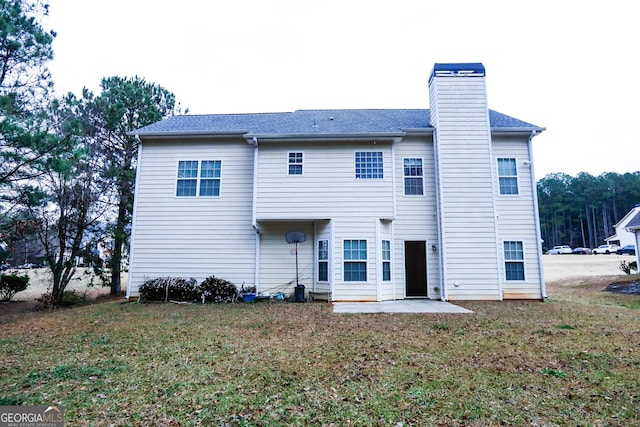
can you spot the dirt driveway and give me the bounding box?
[543,253,636,282]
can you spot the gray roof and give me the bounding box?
[627,211,640,230]
[133,109,544,139]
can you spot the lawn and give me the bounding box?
[1,278,639,426]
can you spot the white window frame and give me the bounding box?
[382,239,391,281]
[288,151,304,176]
[497,157,519,196]
[343,239,367,282]
[317,239,329,282]
[403,157,424,196]
[175,160,222,198]
[355,151,384,179]
[503,240,526,281]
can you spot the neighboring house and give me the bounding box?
[624,207,640,267]
[126,63,546,302]
[605,204,640,247]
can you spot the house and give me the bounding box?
[126,63,546,302]
[605,204,640,247]
[623,207,640,266]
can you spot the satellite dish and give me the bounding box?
[285,231,306,244]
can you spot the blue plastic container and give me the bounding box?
[242,293,257,302]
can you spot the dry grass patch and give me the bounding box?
[0,278,638,426]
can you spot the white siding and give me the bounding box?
[256,142,394,220]
[332,218,380,301]
[257,222,314,295]
[393,136,441,299]
[493,136,544,299]
[378,220,395,301]
[128,139,256,295]
[430,76,501,300]
[313,220,332,295]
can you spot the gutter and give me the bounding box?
[126,130,249,138]
[243,132,404,142]
[528,130,547,299]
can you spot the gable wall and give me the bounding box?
[128,139,256,295]
[492,135,543,299]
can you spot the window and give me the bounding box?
[504,241,525,281]
[404,158,424,195]
[176,160,221,197]
[199,160,221,196]
[318,240,328,282]
[288,152,303,175]
[382,240,391,281]
[355,152,383,179]
[497,158,518,195]
[344,239,367,281]
[176,161,198,196]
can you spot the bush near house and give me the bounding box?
[198,275,238,303]
[139,276,239,303]
[0,274,29,301]
[139,277,200,302]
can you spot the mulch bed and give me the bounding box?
[603,280,640,295]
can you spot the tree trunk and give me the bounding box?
[110,198,127,295]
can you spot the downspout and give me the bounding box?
[528,130,547,299]
[125,135,143,299]
[390,141,397,299]
[391,141,398,220]
[330,218,335,301]
[433,129,448,301]
[375,219,382,301]
[249,137,260,292]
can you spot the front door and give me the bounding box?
[405,241,427,297]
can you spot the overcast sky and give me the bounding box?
[44,0,638,180]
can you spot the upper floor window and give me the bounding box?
[404,158,424,195]
[497,158,518,195]
[288,152,303,175]
[355,151,383,179]
[504,240,525,281]
[176,160,221,197]
[344,239,367,281]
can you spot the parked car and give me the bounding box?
[572,247,592,255]
[548,245,572,255]
[592,244,619,255]
[616,245,636,255]
[16,263,36,269]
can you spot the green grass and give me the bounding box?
[1,287,639,426]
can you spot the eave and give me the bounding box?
[243,132,405,142]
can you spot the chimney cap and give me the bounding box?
[430,63,485,83]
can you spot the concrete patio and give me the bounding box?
[332,300,474,314]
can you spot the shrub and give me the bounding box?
[0,274,29,301]
[35,289,87,308]
[198,275,238,303]
[619,260,638,275]
[139,277,199,302]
